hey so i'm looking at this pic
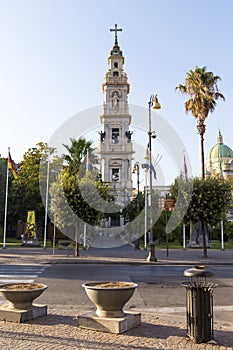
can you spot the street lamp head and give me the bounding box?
[144,152,149,161]
[151,131,157,139]
[132,163,138,173]
[132,162,140,175]
[151,95,161,110]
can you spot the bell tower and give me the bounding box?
[98,25,134,205]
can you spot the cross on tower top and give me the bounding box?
[110,24,122,45]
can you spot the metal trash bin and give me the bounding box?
[182,266,218,343]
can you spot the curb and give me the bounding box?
[1,256,233,266]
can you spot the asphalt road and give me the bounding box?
[33,264,233,311]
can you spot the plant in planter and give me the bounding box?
[78,281,141,333]
[82,281,137,317]
[0,283,48,323]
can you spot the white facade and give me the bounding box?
[206,131,233,179]
[98,26,134,205]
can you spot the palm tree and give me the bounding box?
[63,137,97,176]
[176,66,225,178]
[62,137,99,255]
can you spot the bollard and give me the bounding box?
[182,266,218,343]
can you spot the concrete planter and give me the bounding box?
[0,283,47,310]
[82,281,137,318]
[0,283,48,322]
[79,281,141,333]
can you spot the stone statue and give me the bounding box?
[112,91,119,109]
[99,131,105,142]
[190,221,210,248]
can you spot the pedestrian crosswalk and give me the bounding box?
[0,265,47,284]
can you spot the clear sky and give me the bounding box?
[1,0,232,185]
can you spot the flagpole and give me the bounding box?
[83,223,87,249]
[144,168,148,249]
[183,151,188,181]
[183,224,186,250]
[43,158,50,249]
[83,151,90,249]
[3,147,10,249]
[218,138,223,178]
[221,220,224,251]
[86,150,89,171]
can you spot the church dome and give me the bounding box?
[207,131,233,160]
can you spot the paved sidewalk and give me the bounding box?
[0,307,232,350]
[0,245,232,349]
[0,244,233,265]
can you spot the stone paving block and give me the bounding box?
[0,303,47,323]
[77,311,141,333]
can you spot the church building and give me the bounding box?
[98,25,134,205]
[206,131,233,178]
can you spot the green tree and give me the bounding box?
[121,192,145,247]
[62,137,112,222]
[49,138,112,252]
[122,189,161,245]
[60,171,111,226]
[170,176,232,257]
[63,137,97,177]
[10,142,50,236]
[176,66,225,178]
[123,192,144,223]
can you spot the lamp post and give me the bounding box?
[132,162,140,211]
[147,94,161,262]
[43,157,50,249]
[132,162,140,249]
[164,197,175,258]
[141,163,149,249]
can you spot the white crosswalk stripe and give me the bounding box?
[0,265,47,284]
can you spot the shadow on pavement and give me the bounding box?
[127,322,233,347]
[126,321,185,338]
[29,313,77,326]
[0,316,232,349]
[35,314,232,348]
[214,329,233,347]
